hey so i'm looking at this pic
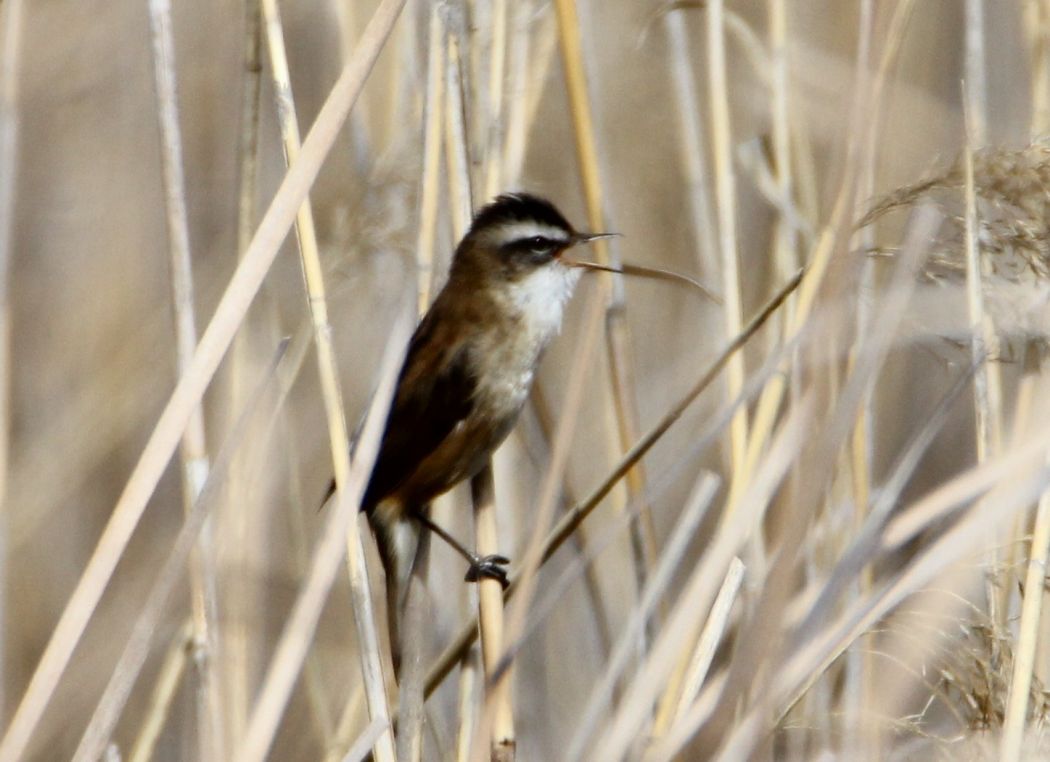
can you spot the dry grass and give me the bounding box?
[6,1,1050,760]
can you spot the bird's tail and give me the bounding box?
[368,507,420,674]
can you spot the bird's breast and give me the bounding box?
[471,262,581,418]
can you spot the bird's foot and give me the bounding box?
[464,554,510,589]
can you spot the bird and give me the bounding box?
[324,193,614,656]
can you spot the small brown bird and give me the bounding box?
[326,193,613,648]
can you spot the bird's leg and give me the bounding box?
[410,511,510,589]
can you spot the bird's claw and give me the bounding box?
[465,554,510,589]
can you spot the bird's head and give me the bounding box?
[451,193,615,285]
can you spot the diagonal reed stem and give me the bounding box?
[0,2,406,758]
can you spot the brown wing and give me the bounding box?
[321,305,477,511]
[361,308,477,509]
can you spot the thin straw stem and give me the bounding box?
[71,340,289,762]
[961,87,1005,633]
[566,474,720,761]
[553,0,658,650]
[669,557,745,725]
[593,395,814,761]
[1028,0,1050,135]
[706,0,749,481]
[965,0,988,146]
[480,2,515,756]
[256,0,400,756]
[438,17,512,759]
[844,0,877,752]
[0,0,22,720]
[234,311,411,762]
[423,269,802,698]
[1001,428,1050,758]
[484,270,606,761]
[146,1,220,756]
[416,5,445,313]
[0,2,406,757]
[127,623,193,762]
[225,0,264,742]
[663,8,718,279]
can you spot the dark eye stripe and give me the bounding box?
[511,236,561,248]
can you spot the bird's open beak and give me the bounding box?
[560,232,619,267]
[563,253,724,304]
[561,231,720,302]
[570,231,619,246]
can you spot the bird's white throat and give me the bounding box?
[505,262,582,341]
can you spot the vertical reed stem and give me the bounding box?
[146,0,220,756]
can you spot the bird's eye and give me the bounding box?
[501,234,560,262]
[528,236,558,254]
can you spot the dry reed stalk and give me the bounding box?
[471,3,518,755]
[965,0,988,147]
[961,95,1007,637]
[422,268,802,698]
[226,0,264,744]
[594,393,816,761]
[470,470,515,762]
[502,3,548,188]
[732,0,913,516]
[416,4,445,314]
[706,0,749,488]
[768,0,798,283]
[482,0,507,201]
[647,571,748,761]
[666,360,971,759]
[565,473,720,762]
[484,276,605,761]
[342,717,393,762]
[843,0,878,751]
[1027,0,1050,135]
[699,207,934,761]
[501,0,621,687]
[663,8,718,279]
[325,686,365,762]
[331,0,374,171]
[444,23,471,237]
[249,0,409,758]
[0,0,22,718]
[259,7,365,743]
[127,622,193,762]
[235,311,411,762]
[397,527,431,762]
[729,425,1050,762]
[145,1,220,756]
[71,339,288,762]
[505,8,558,187]
[526,386,616,666]
[552,0,659,613]
[438,16,517,758]
[438,17,495,761]
[1000,444,1050,757]
[505,1,618,677]
[667,556,745,727]
[454,651,478,762]
[0,1,406,757]
[650,5,883,737]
